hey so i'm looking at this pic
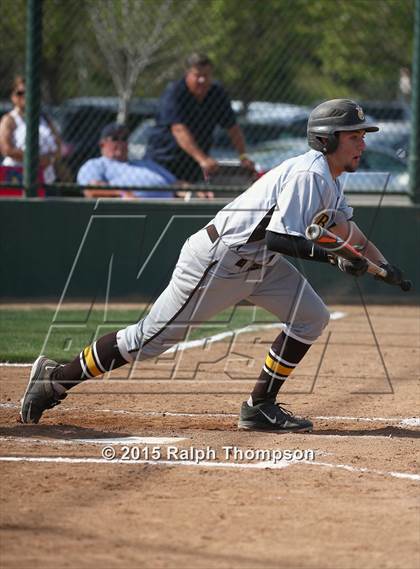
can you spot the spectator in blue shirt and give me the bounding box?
[145,53,255,184]
[77,123,176,198]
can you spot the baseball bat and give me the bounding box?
[305,224,412,292]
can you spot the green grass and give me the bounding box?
[0,306,277,363]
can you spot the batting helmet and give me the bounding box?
[307,99,379,154]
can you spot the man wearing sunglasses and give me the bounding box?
[77,122,176,198]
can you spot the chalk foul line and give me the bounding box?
[165,311,346,354]
[0,311,347,367]
[0,455,418,481]
[0,402,419,428]
[0,435,188,446]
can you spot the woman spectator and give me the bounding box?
[0,76,61,183]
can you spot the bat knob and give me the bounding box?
[305,224,322,241]
[400,280,412,292]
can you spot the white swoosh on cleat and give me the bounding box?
[259,410,277,424]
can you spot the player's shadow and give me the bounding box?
[310,426,420,439]
[0,424,132,440]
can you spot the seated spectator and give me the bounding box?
[77,123,176,198]
[0,75,62,184]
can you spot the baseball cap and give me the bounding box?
[100,122,129,140]
[308,99,379,134]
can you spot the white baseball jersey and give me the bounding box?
[210,149,353,263]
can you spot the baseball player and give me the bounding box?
[20,99,405,431]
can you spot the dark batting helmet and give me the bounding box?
[307,99,379,154]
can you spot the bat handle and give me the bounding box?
[367,260,387,278]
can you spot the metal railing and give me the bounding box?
[0,0,418,201]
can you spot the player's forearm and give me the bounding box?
[360,241,387,265]
[266,231,332,263]
[330,221,387,265]
[171,124,207,164]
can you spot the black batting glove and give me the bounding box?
[337,257,369,277]
[375,263,403,286]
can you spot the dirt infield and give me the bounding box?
[1,305,419,569]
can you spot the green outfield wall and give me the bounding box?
[0,199,418,304]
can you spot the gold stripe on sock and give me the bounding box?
[83,345,103,377]
[265,354,294,377]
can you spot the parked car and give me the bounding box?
[242,100,310,125]
[252,139,409,193]
[340,170,409,193]
[212,108,309,153]
[341,142,408,192]
[358,100,411,121]
[128,118,156,160]
[242,138,309,172]
[365,120,411,160]
[216,138,409,193]
[63,96,159,120]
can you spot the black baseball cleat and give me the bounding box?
[238,400,313,432]
[19,356,67,424]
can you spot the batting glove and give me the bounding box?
[375,263,403,285]
[337,257,368,277]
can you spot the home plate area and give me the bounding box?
[1,392,419,568]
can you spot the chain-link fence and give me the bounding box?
[0,0,415,197]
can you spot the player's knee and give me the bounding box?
[310,302,330,338]
[299,301,329,341]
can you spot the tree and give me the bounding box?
[87,0,199,123]
[0,0,412,109]
[306,0,414,100]
[0,0,26,99]
[196,0,414,104]
[200,0,314,104]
